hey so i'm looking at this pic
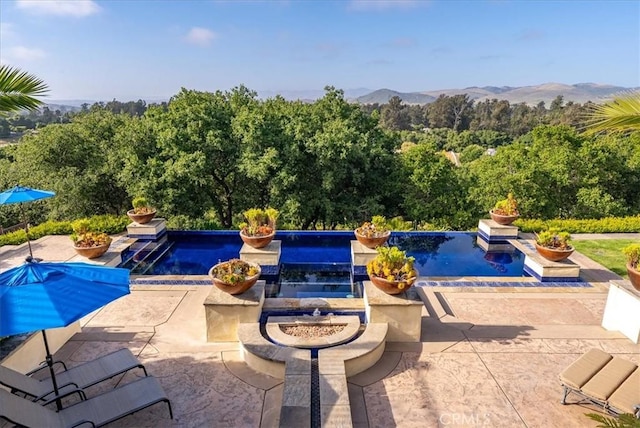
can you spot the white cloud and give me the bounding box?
[16,0,100,17]
[8,46,46,61]
[348,0,424,11]
[185,27,217,46]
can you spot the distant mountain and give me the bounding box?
[356,83,635,106]
[355,89,436,105]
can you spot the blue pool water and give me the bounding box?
[120,231,524,277]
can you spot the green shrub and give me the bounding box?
[165,215,224,230]
[83,214,129,234]
[516,216,640,233]
[0,215,127,247]
[0,229,28,246]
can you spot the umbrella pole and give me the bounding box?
[41,330,63,411]
[18,203,34,259]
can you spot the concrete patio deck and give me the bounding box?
[1,234,639,427]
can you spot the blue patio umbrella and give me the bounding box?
[0,260,130,409]
[0,186,56,260]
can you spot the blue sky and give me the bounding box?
[1,0,638,101]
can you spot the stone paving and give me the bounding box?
[1,235,639,427]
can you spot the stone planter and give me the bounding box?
[73,242,111,259]
[534,242,574,262]
[209,261,261,295]
[240,230,275,249]
[354,229,390,249]
[489,210,519,225]
[127,209,156,225]
[369,271,417,295]
[626,263,640,291]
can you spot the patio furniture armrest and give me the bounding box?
[26,359,67,376]
[70,421,96,428]
[39,384,86,405]
[34,380,80,401]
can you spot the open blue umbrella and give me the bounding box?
[0,260,130,409]
[0,186,55,260]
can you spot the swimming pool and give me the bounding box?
[120,230,524,277]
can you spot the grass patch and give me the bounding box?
[572,239,637,279]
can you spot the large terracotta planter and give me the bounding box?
[354,229,390,249]
[626,263,640,291]
[534,243,574,262]
[489,210,519,226]
[369,270,418,295]
[240,230,275,249]
[127,209,156,225]
[208,261,261,295]
[73,242,111,259]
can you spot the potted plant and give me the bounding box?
[354,215,391,249]
[366,246,418,295]
[490,193,520,225]
[622,243,640,291]
[208,259,261,295]
[534,229,574,262]
[70,219,112,259]
[127,196,157,224]
[239,207,279,249]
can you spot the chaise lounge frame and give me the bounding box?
[560,348,640,418]
[0,375,173,427]
[0,348,148,403]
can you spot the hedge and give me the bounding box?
[514,216,640,233]
[0,215,129,247]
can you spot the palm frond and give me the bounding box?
[0,65,49,114]
[582,91,640,135]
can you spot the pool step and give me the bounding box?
[122,239,174,275]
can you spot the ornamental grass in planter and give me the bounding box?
[239,207,279,249]
[366,246,417,295]
[70,219,112,259]
[622,243,640,291]
[535,229,574,262]
[490,193,520,225]
[354,215,391,249]
[209,259,261,295]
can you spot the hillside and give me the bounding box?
[356,83,634,106]
[355,89,436,105]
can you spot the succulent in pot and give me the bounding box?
[622,243,640,291]
[209,258,261,295]
[355,215,391,249]
[127,196,157,224]
[489,193,520,225]
[70,219,112,259]
[534,229,574,262]
[366,246,417,295]
[239,207,279,249]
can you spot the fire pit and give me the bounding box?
[266,315,361,349]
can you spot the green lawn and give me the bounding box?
[572,239,638,279]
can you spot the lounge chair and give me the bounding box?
[0,375,172,427]
[0,348,148,402]
[560,348,640,418]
